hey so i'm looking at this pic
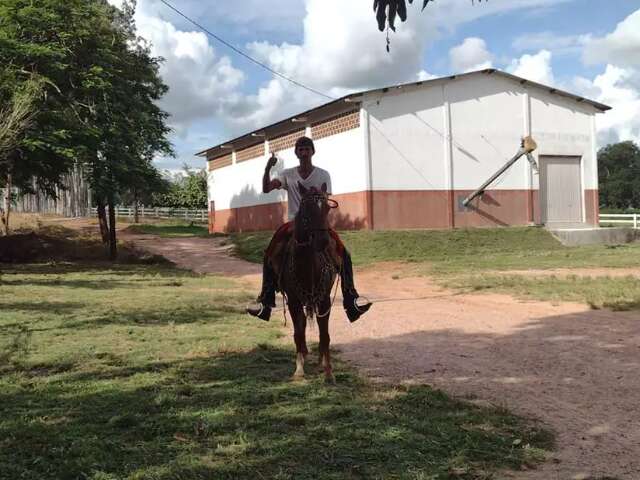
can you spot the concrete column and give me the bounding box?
[443,85,454,228]
[591,114,599,225]
[523,90,535,224]
[361,105,374,230]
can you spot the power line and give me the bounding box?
[157,0,335,101]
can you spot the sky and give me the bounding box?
[106,0,640,171]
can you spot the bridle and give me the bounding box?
[284,191,341,320]
[294,193,338,247]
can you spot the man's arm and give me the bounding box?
[263,154,282,193]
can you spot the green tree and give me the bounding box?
[0,74,43,235]
[0,0,89,228]
[598,141,640,210]
[153,166,207,209]
[1,0,173,257]
[81,0,173,258]
[119,163,171,223]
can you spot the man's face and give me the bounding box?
[295,145,314,162]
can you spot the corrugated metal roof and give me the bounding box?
[196,68,611,158]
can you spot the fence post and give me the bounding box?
[155,207,159,218]
[635,214,638,230]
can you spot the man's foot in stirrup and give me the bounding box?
[344,296,372,323]
[246,302,272,321]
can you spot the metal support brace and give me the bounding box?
[462,136,538,207]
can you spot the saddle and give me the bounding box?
[266,225,342,292]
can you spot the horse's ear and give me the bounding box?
[320,182,327,193]
[298,181,307,195]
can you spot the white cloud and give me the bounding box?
[230,0,438,128]
[109,0,580,167]
[572,66,640,145]
[417,70,437,81]
[107,0,247,137]
[513,31,590,56]
[239,0,574,129]
[584,9,640,67]
[508,49,554,85]
[506,9,640,147]
[449,37,493,72]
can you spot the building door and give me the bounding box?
[540,156,583,225]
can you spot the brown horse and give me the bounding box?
[279,182,340,382]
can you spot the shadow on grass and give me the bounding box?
[0,344,551,480]
[59,301,250,331]
[0,301,87,315]
[0,263,200,283]
[603,300,640,311]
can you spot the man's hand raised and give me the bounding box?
[263,153,282,193]
[266,154,278,171]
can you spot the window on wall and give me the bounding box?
[236,143,265,163]
[311,110,360,141]
[208,153,233,171]
[268,129,305,152]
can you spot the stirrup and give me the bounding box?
[345,295,372,323]
[353,295,372,313]
[246,302,272,321]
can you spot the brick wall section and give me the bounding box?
[236,143,265,163]
[311,110,360,140]
[268,129,305,152]
[208,153,232,171]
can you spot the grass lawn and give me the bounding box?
[0,256,552,479]
[230,227,640,310]
[446,274,640,311]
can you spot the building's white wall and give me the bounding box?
[208,148,284,212]
[446,75,527,190]
[311,127,367,194]
[529,90,597,190]
[205,73,602,215]
[208,127,365,211]
[364,74,600,192]
[366,86,447,190]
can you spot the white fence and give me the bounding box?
[90,206,208,223]
[599,213,640,229]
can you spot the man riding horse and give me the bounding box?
[247,136,372,322]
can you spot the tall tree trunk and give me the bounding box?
[107,195,117,260]
[96,198,109,244]
[133,188,139,223]
[2,173,12,236]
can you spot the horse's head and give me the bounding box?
[294,182,336,252]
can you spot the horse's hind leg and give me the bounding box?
[317,298,334,384]
[289,300,307,380]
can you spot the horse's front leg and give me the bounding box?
[317,296,334,384]
[289,299,308,380]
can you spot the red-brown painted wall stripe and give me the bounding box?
[209,189,599,233]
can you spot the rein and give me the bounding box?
[284,192,341,320]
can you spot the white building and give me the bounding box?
[198,69,610,233]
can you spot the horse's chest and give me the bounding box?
[286,249,338,307]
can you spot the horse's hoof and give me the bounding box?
[324,373,336,385]
[292,372,305,381]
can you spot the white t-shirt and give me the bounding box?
[276,166,332,220]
